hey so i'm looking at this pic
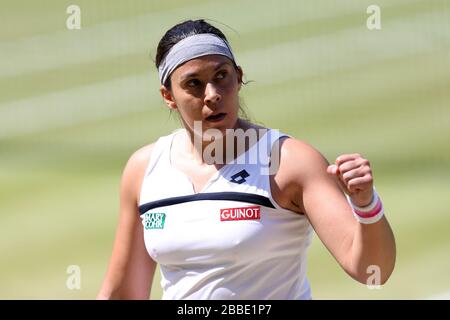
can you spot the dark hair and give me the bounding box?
[155,19,236,89]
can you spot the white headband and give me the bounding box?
[158,33,237,85]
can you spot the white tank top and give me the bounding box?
[139,128,313,300]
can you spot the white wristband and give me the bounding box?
[345,188,385,224]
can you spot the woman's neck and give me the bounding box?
[181,118,261,166]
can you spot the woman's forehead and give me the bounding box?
[172,55,234,79]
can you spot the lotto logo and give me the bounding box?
[144,212,166,229]
[220,206,261,221]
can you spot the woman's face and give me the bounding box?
[160,54,243,135]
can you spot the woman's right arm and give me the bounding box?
[97,144,157,299]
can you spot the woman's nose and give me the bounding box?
[204,83,221,105]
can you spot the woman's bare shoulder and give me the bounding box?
[120,143,156,200]
[126,143,156,169]
[280,136,326,161]
[269,136,329,213]
[277,136,330,181]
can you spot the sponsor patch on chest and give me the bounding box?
[144,212,166,229]
[220,205,261,221]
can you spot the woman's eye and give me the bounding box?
[187,79,200,87]
[216,71,227,79]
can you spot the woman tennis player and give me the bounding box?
[97,19,396,299]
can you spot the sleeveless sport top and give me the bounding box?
[138,128,313,299]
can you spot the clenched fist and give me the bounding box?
[327,153,374,207]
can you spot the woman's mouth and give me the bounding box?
[205,113,227,122]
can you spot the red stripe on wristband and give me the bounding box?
[353,200,383,218]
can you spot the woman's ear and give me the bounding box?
[236,66,243,90]
[160,85,177,110]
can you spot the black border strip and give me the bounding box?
[139,191,275,215]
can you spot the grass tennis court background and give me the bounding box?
[1,0,449,299]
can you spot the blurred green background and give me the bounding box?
[1,0,449,299]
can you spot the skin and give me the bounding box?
[97,54,396,299]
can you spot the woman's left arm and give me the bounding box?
[280,139,396,285]
[326,153,396,285]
